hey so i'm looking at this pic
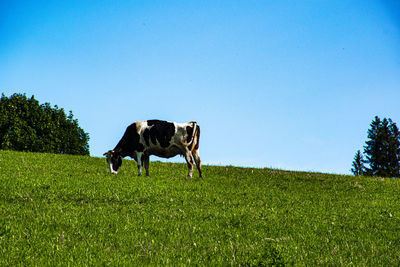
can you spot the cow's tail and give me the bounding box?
[181,121,200,152]
[189,121,200,152]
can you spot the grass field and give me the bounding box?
[1,150,400,265]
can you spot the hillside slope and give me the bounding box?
[1,150,400,265]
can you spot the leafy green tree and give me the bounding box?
[351,150,365,176]
[0,93,89,155]
[360,116,400,178]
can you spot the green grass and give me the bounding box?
[1,150,400,265]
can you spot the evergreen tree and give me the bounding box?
[0,93,90,155]
[363,116,382,176]
[388,120,400,176]
[362,116,400,178]
[351,150,365,176]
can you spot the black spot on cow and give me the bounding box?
[143,128,150,146]
[186,125,194,144]
[147,120,176,148]
[116,123,144,155]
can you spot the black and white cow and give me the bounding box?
[104,120,202,178]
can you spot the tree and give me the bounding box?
[351,150,365,176]
[0,93,89,155]
[358,116,400,178]
[387,121,400,176]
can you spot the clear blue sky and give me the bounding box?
[1,1,399,174]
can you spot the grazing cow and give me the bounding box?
[104,120,202,178]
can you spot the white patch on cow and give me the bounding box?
[136,151,143,176]
[135,120,148,134]
[110,163,119,174]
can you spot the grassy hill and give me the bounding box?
[1,150,400,265]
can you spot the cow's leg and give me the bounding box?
[192,149,202,178]
[184,149,194,178]
[143,154,150,177]
[136,152,143,176]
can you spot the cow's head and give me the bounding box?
[103,150,122,174]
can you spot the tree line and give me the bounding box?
[0,93,89,155]
[352,116,400,178]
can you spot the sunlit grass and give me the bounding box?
[1,150,400,265]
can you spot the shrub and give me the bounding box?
[0,93,89,155]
